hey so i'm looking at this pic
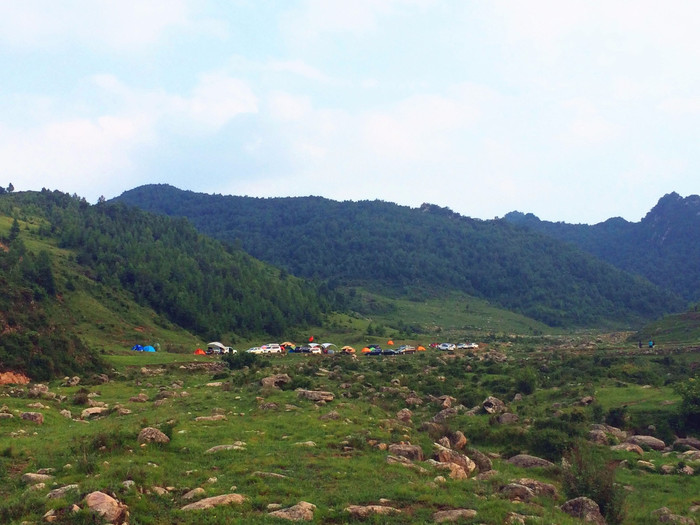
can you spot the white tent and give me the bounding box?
[207,342,227,353]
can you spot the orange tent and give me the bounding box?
[361,347,371,354]
[417,345,426,351]
[387,340,394,346]
[194,348,206,355]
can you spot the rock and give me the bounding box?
[81,407,109,420]
[137,427,170,444]
[433,509,478,522]
[194,414,227,422]
[675,437,700,450]
[611,443,644,455]
[465,447,492,473]
[513,393,523,402]
[252,471,288,479]
[660,464,675,475]
[28,384,50,398]
[652,507,697,524]
[507,454,555,469]
[501,483,534,502]
[638,460,656,471]
[513,477,558,498]
[122,480,135,489]
[389,444,424,461]
[344,505,401,518]
[432,407,458,423]
[60,409,72,419]
[85,491,129,523]
[438,395,457,408]
[22,472,54,485]
[679,465,695,476]
[449,430,467,450]
[482,396,506,414]
[626,435,666,451]
[320,410,340,420]
[259,402,279,410]
[0,413,13,419]
[20,412,44,424]
[433,443,476,475]
[589,429,609,445]
[130,393,148,403]
[437,436,451,448]
[497,413,520,424]
[261,374,292,389]
[27,402,48,409]
[297,389,334,402]
[47,484,79,499]
[396,408,412,423]
[578,396,595,406]
[181,493,246,511]
[268,501,316,521]
[559,496,606,524]
[205,443,246,453]
[405,393,423,406]
[182,487,206,500]
[294,441,317,447]
[95,374,110,383]
[63,376,81,387]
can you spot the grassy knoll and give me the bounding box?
[3,338,700,524]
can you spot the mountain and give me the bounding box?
[114,184,683,328]
[0,190,329,378]
[504,192,700,302]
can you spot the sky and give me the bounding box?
[2,1,700,224]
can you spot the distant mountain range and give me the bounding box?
[504,192,700,302]
[114,184,685,328]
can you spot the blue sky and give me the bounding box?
[2,1,700,224]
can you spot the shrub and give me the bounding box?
[528,427,572,461]
[223,351,267,371]
[605,406,629,429]
[563,443,626,524]
[514,367,538,395]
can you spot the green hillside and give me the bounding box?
[115,184,684,328]
[0,190,331,379]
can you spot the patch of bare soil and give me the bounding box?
[0,371,31,385]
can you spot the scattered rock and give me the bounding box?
[626,435,666,451]
[268,501,316,521]
[559,496,605,525]
[432,407,458,423]
[261,374,292,389]
[578,396,595,406]
[433,443,476,476]
[129,393,148,403]
[433,509,478,522]
[497,413,520,425]
[182,487,206,500]
[675,437,700,450]
[297,389,334,402]
[507,454,555,469]
[47,484,79,499]
[27,384,50,398]
[22,472,54,485]
[85,491,129,523]
[320,410,340,420]
[396,408,412,423]
[194,414,227,422]
[81,407,109,420]
[294,441,317,447]
[449,430,467,450]
[180,493,246,511]
[513,477,558,498]
[59,409,72,419]
[137,427,170,445]
[589,429,609,445]
[63,376,81,387]
[638,460,656,471]
[205,443,246,453]
[611,443,644,455]
[652,506,696,524]
[482,396,506,414]
[388,443,424,462]
[345,505,401,518]
[252,471,288,479]
[20,412,44,424]
[501,483,534,502]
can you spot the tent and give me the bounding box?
[341,346,356,354]
[194,348,206,355]
[143,345,156,352]
[131,344,144,351]
[207,342,227,354]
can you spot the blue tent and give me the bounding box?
[143,345,156,352]
[131,344,144,351]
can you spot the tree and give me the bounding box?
[7,182,14,193]
[9,217,20,242]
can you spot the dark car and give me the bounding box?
[367,344,382,355]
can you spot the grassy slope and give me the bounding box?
[1,338,699,524]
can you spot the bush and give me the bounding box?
[605,406,629,429]
[563,443,626,524]
[528,427,572,462]
[223,351,267,371]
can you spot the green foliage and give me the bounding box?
[223,351,265,371]
[528,427,573,461]
[563,443,627,524]
[115,184,683,328]
[676,378,700,431]
[514,366,538,395]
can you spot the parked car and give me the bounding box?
[465,342,479,349]
[397,345,416,354]
[309,344,322,354]
[246,347,264,354]
[261,343,282,354]
[366,344,382,355]
[438,343,455,351]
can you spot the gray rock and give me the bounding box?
[433,509,478,522]
[626,434,666,451]
[137,427,170,444]
[261,374,292,389]
[482,396,506,414]
[497,412,520,424]
[47,484,79,499]
[559,496,605,525]
[20,412,44,424]
[22,472,54,485]
[180,493,246,511]
[268,501,316,521]
[345,505,401,518]
[501,483,534,502]
[388,443,424,462]
[85,491,129,523]
[296,389,334,402]
[507,454,555,469]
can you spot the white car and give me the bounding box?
[261,343,282,354]
[246,347,264,354]
[465,342,479,349]
[438,343,455,351]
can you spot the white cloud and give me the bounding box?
[268,92,311,121]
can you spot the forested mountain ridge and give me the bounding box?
[504,192,700,301]
[114,184,683,328]
[0,190,329,378]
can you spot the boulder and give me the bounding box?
[20,412,44,425]
[194,414,227,422]
[268,501,316,521]
[506,454,555,469]
[22,472,54,485]
[433,509,478,522]
[81,407,109,420]
[652,507,696,524]
[205,443,246,453]
[497,413,520,425]
[626,435,666,451]
[482,396,506,414]
[63,376,81,387]
[182,487,206,500]
[180,493,246,511]
[449,430,467,450]
[129,393,148,403]
[320,410,340,420]
[261,374,292,389]
[85,491,128,523]
[589,429,609,445]
[60,409,72,419]
[465,447,492,473]
[501,483,534,502]
[47,484,79,499]
[396,408,412,423]
[433,443,476,475]
[0,413,13,419]
[513,477,558,498]
[388,443,424,462]
[432,407,458,423]
[559,496,606,525]
[345,505,401,518]
[674,437,700,450]
[611,443,644,455]
[297,389,334,402]
[27,384,50,398]
[137,427,170,445]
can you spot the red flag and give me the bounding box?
[309,335,314,342]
